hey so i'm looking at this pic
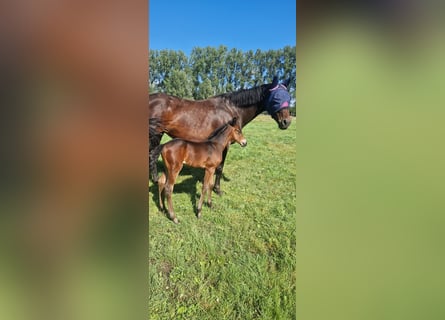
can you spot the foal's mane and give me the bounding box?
[207,122,231,140]
[216,84,270,107]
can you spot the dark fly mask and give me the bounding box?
[265,84,291,115]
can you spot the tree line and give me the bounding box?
[149,45,296,112]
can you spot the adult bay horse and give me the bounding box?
[149,76,292,194]
[150,117,247,223]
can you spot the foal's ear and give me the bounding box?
[229,117,237,126]
[271,76,278,88]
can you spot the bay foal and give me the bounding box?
[150,117,247,223]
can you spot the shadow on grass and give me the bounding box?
[149,161,205,218]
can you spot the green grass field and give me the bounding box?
[148,115,296,319]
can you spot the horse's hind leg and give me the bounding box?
[157,173,166,211]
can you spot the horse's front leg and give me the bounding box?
[198,168,214,218]
[164,182,178,224]
[206,169,215,209]
[165,166,181,224]
[197,180,206,219]
[157,173,166,211]
[213,146,229,196]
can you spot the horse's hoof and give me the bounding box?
[173,218,179,224]
[197,212,202,219]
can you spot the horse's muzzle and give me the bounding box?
[240,139,247,147]
[279,118,291,130]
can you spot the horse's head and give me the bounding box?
[229,117,247,147]
[266,77,293,130]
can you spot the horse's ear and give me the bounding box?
[271,76,278,87]
[282,77,291,88]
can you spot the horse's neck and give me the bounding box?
[237,103,264,126]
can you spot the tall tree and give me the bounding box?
[196,78,214,100]
[163,70,193,99]
[149,45,296,106]
[149,49,189,92]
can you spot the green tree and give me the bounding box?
[189,45,228,96]
[149,49,189,92]
[163,70,193,99]
[149,82,157,94]
[196,78,214,100]
[225,48,244,90]
[149,45,296,103]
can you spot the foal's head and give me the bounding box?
[228,117,247,147]
[208,117,247,148]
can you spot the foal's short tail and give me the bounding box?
[149,144,164,183]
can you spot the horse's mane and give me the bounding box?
[215,84,270,107]
[151,83,272,106]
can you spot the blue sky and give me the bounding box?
[149,0,296,54]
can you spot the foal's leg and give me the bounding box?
[197,169,215,218]
[213,146,229,195]
[157,173,166,210]
[165,165,181,224]
[207,170,215,208]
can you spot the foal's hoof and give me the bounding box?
[172,218,179,224]
[196,212,202,219]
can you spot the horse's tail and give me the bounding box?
[148,118,162,150]
[149,118,164,183]
[149,143,164,183]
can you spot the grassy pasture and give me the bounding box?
[148,115,296,319]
